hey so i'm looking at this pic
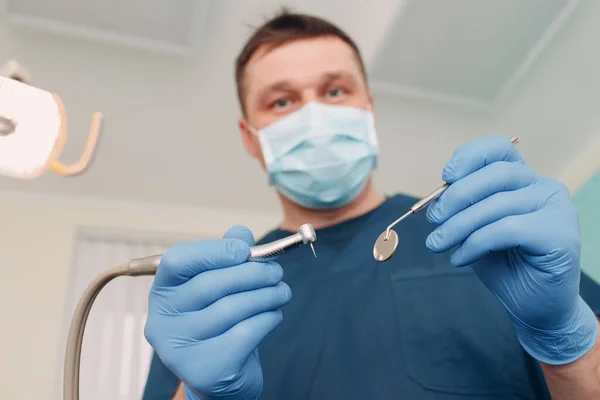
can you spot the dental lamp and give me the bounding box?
[0,76,103,179]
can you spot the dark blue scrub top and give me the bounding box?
[143,194,600,400]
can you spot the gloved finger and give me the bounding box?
[213,309,284,368]
[442,136,523,184]
[161,261,284,312]
[448,212,556,267]
[426,186,541,253]
[188,282,291,341]
[223,225,255,246]
[426,161,537,225]
[154,239,250,287]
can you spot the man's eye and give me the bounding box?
[272,98,290,108]
[325,88,344,98]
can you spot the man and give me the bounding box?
[143,11,600,400]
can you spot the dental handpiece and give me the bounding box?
[128,223,318,275]
[249,223,317,261]
[64,223,317,400]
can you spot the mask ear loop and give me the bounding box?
[248,121,275,170]
[364,102,379,169]
[47,93,104,177]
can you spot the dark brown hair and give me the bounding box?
[235,9,367,114]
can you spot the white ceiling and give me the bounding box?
[0,0,599,214]
[369,0,576,107]
[5,0,209,56]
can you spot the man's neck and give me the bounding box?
[278,180,386,232]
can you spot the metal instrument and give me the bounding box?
[64,223,317,400]
[373,137,520,262]
[250,223,317,261]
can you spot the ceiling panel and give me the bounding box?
[5,0,210,55]
[369,0,576,107]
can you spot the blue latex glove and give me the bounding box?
[144,225,291,400]
[425,136,598,365]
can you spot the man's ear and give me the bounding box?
[368,90,375,114]
[239,117,261,159]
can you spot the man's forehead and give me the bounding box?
[244,37,363,92]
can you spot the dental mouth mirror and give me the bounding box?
[373,136,520,262]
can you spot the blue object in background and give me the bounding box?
[573,169,600,282]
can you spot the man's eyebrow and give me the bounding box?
[321,71,356,83]
[256,71,358,101]
[261,80,296,95]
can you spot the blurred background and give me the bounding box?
[0,0,599,399]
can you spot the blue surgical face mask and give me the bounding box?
[250,102,379,209]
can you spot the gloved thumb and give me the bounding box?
[223,225,255,246]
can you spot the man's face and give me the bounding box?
[239,36,372,167]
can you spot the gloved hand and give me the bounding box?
[144,225,291,400]
[425,136,598,365]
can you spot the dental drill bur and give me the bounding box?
[373,137,520,262]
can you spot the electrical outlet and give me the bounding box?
[0,59,31,83]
